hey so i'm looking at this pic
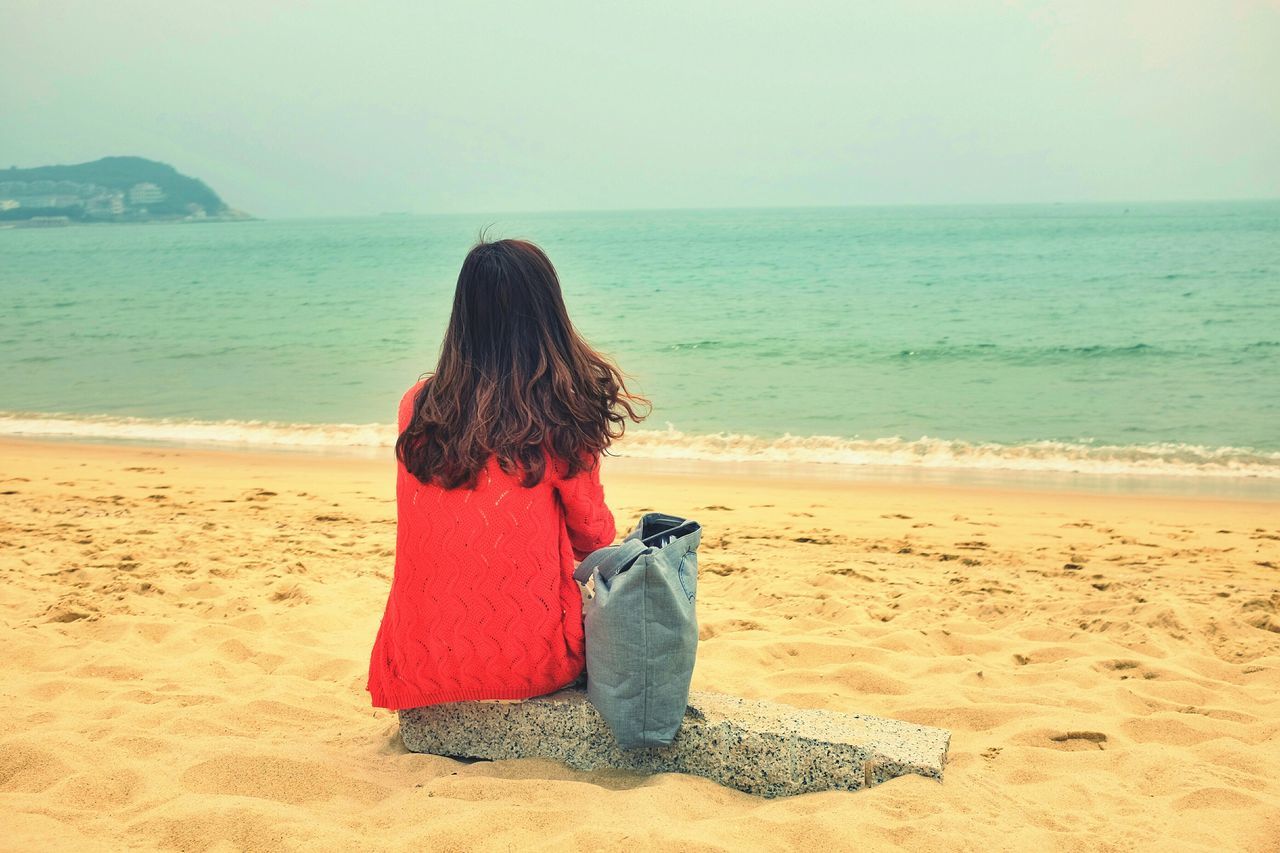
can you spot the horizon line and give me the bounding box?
[248,196,1280,221]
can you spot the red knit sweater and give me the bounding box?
[366,379,617,710]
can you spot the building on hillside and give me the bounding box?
[86,193,126,216]
[129,182,166,204]
[13,194,82,209]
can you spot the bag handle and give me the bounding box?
[573,538,646,585]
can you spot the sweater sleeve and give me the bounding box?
[553,451,617,562]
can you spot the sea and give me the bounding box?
[2,202,1278,496]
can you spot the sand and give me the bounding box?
[1,437,1277,852]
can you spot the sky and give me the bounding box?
[3,0,1278,217]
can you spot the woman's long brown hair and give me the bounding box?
[396,236,650,489]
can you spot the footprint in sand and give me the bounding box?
[0,744,73,793]
[270,584,312,605]
[58,769,144,809]
[44,605,94,623]
[1097,659,1140,672]
[827,567,876,581]
[698,618,763,640]
[1048,731,1108,750]
[1174,787,1262,811]
[1240,596,1279,633]
[180,755,388,805]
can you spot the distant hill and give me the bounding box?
[0,156,250,223]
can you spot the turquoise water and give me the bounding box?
[1,202,1278,479]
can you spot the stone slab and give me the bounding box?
[398,688,949,798]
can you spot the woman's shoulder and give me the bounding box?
[397,376,432,430]
[401,376,430,403]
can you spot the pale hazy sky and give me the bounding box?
[4,1,1278,217]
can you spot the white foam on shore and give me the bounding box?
[619,425,1280,479]
[2,411,1278,480]
[0,412,392,451]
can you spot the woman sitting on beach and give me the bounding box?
[367,236,649,711]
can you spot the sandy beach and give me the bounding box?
[1,436,1277,851]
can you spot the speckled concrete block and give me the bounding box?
[397,688,949,798]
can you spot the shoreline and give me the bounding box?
[3,434,1277,504]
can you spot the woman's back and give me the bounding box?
[367,380,617,710]
[366,236,647,710]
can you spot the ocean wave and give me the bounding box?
[0,412,393,451]
[1,411,1278,480]
[893,342,1161,362]
[618,427,1280,478]
[889,340,1280,364]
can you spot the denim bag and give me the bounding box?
[572,511,702,749]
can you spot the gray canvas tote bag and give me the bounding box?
[572,511,702,749]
